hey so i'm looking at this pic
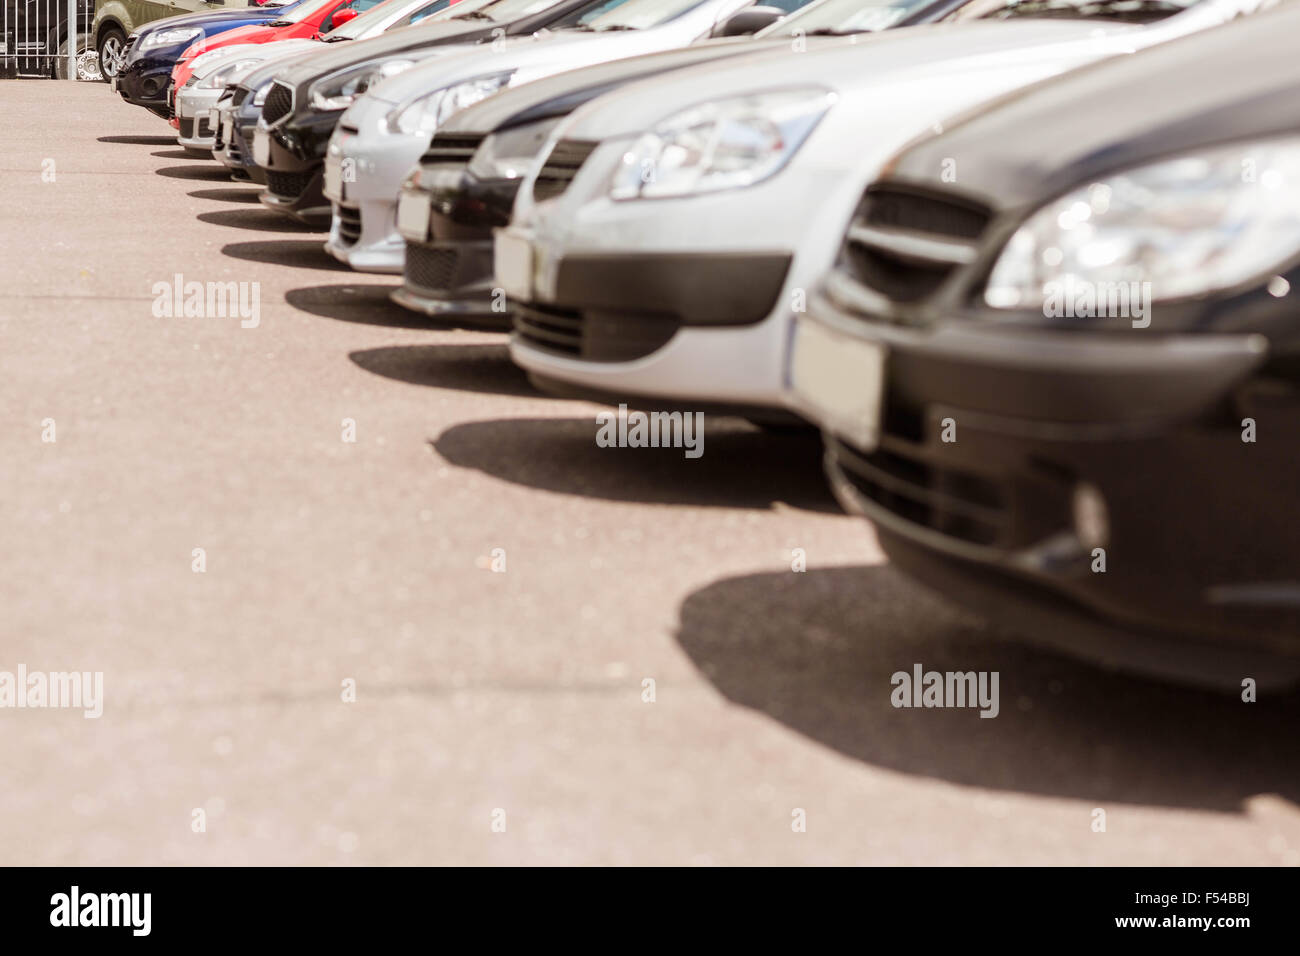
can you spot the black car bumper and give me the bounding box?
[803,289,1300,686]
[393,163,519,328]
[117,56,175,117]
[258,112,341,223]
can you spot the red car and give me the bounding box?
[176,0,378,71]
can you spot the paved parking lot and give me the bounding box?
[2,79,1297,865]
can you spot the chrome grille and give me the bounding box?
[261,81,294,125]
[533,139,598,202]
[839,184,991,304]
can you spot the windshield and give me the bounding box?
[326,0,416,36]
[565,0,711,30]
[269,0,339,23]
[949,0,1201,23]
[456,0,566,20]
[760,0,944,34]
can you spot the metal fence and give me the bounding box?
[1,0,97,79]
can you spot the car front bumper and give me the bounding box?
[255,109,342,224]
[794,283,1299,686]
[176,85,224,150]
[116,55,176,117]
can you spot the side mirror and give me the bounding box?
[710,5,785,37]
[328,7,360,28]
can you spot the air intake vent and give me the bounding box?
[533,139,598,202]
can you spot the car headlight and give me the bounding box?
[985,137,1300,309]
[142,28,202,49]
[386,72,514,137]
[253,81,273,107]
[198,59,263,90]
[608,88,834,201]
[309,59,416,112]
[466,116,564,181]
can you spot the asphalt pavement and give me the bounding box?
[1,79,1297,865]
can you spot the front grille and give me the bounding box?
[839,184,992,304]
[421,132,486,165]
[266,169,314,200]
[232,87,250,108]
[405,243,460,293]
[831,436,1010,548]
[261,82,294,125]
[513,303,680,362]
[197,117,211,138]
[533,139,598,202]
[335,204,362,247]
[178,117,195,139]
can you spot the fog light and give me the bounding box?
[1072,483,1109,550]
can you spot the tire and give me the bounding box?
[54,33,102,82]
[97,26,127,82]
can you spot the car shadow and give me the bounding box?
[152,149,207,161]
[349,344,541,398]
[674,564,1300,811]
[155,164,231,182]
[221,240,345,272]
[198,209,323,233]
[287,283,503,331]
[98,135,175,146]
[189,187,262,204]
[432,417,841,513]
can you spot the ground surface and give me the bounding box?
[1,79,1297,865]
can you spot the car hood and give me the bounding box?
[134,5,280,38]
[191,38,321,79]
[556,20,1145,142]
[273,18,496,89]
[439,35,766,135]
[885,1,1300,211]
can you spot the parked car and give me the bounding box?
[174,0,450,151]
[502,0,1279,421]
[173,0,385,67]
[254,0,624,225]
[95,0,283,83]
[318,0,794,273]
[209,0,472,181]
[391,0,975,322]
[2,0,96,79]
[793,0,1300,688]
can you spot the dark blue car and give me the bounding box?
[108,0,305,118]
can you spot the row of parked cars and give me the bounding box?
[103,0,1300,689]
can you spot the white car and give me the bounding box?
[321,0,786,273]
[502,0,1277,419]
[177,41,321,152]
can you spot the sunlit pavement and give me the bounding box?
[1,80,1297,865]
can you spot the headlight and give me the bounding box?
[608,88,834,201]
[198,59,263,90]
[253,81,273,107]
[309,59,416,112]
[985,137,1300,309]
[142,28,202,49]
[467,117,564,181]
[386,73,513,137]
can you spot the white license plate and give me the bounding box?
[110,76,118,92]
[252,128,270,167]
[396,190,431,242]
[789,318,886,451]
[323,156,343,202]
[222,117,233,146]
[209,108,221,129]
[494,232,534,301]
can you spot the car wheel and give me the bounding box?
[54,33,103,82]
[97,26,127,82]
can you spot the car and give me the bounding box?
[318,0,797,273]
[95,0,285,84]
[502,0,1279,422]
[390,0,975,323]
[174,0,385,68]
[792,0,1300,689]
[2,0,97,79]
[208,0,471,182]
[253,0,630,225]
[174,0,450,152]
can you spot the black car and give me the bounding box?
[390,0,972,326]
[793,1,1300,688]
[256,0,621,223]
[1,0,93,78]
